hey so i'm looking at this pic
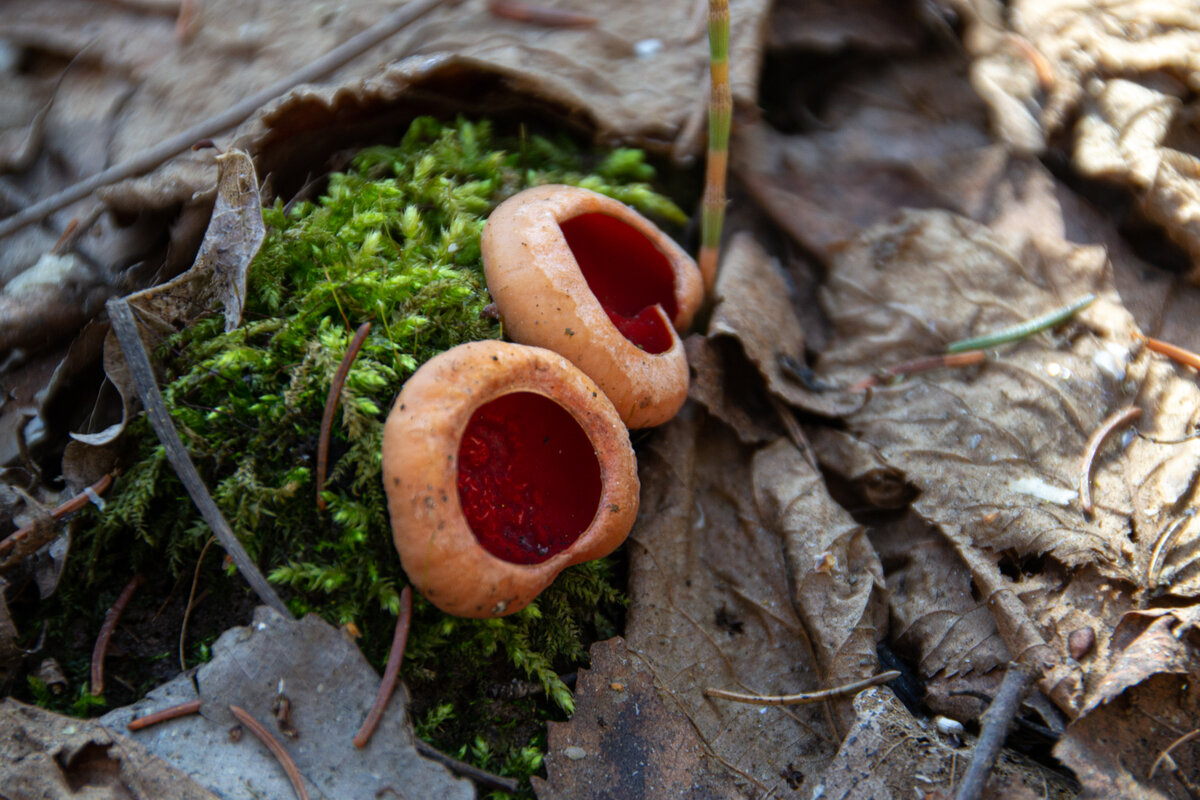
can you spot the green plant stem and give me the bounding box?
[698,0,730,293]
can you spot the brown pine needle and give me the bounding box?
[127,699,203,731]
[704,670,900,706]
[1079,405,1141,516]
[1137,332,1200,372]
[316,321,371,511]
[229,705,311,800]
[353,586,413,748]
[91,573,145,696]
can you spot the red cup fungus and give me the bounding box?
[481,184,704,428]
[382,340,639,618]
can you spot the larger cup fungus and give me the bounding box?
[481,184,704,428]
[383,340,639,618]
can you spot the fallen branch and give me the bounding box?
[229,704,311,800]
[703,670,901,706]
[414,739,521,794]
[951,662,1033,800]
[107,296,290,616]
[0,0,456,240]
[353,585,412,748]
[90,573,145,696]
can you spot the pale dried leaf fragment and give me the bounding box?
[127,149,261,333]
[1,699,221,800]
[102,606,474,799]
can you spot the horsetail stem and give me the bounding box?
[698,0,730,292]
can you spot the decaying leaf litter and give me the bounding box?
[4,0,1200,798]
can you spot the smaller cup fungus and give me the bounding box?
[481,184,704,428]
[383,340,639,618]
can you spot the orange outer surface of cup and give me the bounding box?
[382,340,639,618]
[482,185,704,429]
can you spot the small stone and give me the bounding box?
[564,746,587,760]
[1068,627,1096,659]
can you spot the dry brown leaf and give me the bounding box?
[812,687,1076,800]
[709,233,858,417]
[814,208,1200,714]
[766,0,922,53]
[0,698,222,800]
[684,334,780,445]
[751,439,888,726]
[533,636,748,800]
[1055,607,1200,799]
[624,409,871,795]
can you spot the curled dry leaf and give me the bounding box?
[750,439,888,728]
[815,209,1200,715]
[71,150,261,447]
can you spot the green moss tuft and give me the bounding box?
[65,116,679,791]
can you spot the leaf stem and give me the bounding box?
[1078,405,1141,516]
[353,585,412,748]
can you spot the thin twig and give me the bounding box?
[0,0,456,239]
[316,321,370,511]
[1137,332,1200,371]
[0,473,113,562]
[229,705,311,800]
[107,296,290,616]
[180,536,216,672]
[414,739,521,794]
[697,0,730,292]
[951,662,1033,800]
[127,699,203,731]
[1150,728,1200,778]
[1078,405,1141,516]
[91,573,145,696]
[946,294,1096,353]
[703,670,901,706]
[353,586,412,748]
[849,350,987,392]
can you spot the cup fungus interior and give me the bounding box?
[456,391,603,565]
[559,212,678,354]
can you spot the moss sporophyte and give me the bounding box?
[69,117,685,785]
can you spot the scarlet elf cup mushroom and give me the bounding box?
[383,340,638,618]
[481,184,704,428]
